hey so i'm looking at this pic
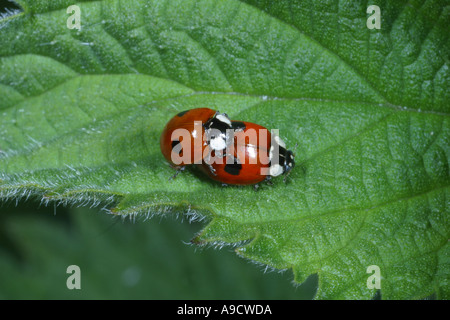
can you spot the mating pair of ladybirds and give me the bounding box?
[160,108,295,186]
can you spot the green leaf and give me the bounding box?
[0,0,448,299]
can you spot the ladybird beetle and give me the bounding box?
[199,120,295,185]
[160,108,232,168]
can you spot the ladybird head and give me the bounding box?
[282,149,295,182]
[269,136,295,179]
[284,149,295,171]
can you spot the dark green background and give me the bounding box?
[0,201,317,299]
[0,1,317,300]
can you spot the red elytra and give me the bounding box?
[160,108,216,167]
[199,121,272,185]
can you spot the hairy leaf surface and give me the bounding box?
[0,0,448,299]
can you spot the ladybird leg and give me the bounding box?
[221,183,228,187]
[169,165,185,181]
[207,163,217,176]
[253,183,260,191]
[204,144,220,176]
[203,148,217,176]
[283,170,293,183]
[265,176,273,186]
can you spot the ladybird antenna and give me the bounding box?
[283,144,296,183]
[283,167,293,183]
[293,142,298,155]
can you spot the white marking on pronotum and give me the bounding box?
[269,164,283,177]
[209,136,226,151]
[215,114,231,126]
[274,135,286,148]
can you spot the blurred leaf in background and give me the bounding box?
[0,203,317,299]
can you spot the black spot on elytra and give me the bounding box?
[176,110,189,117]
[224,161,242,176]
[172,140,182,155]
